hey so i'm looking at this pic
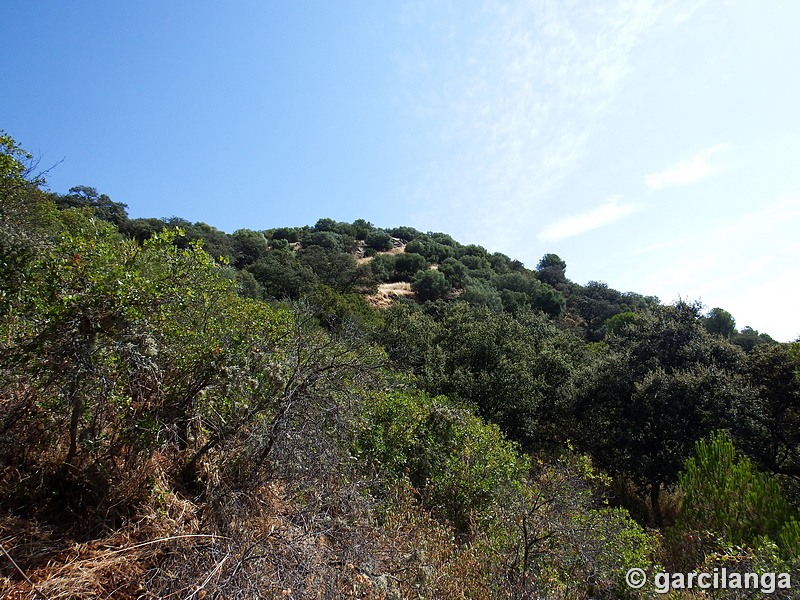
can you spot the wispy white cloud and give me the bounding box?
[644,143,733,190]
[399,0,706,248]
[623,194,800,340]
[632,235,693,255]
[634,196,800,256]
[538,195,641,241]
[702,253,777,293]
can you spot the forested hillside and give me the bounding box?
[2,131,799,598]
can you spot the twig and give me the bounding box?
[184,554,229,599]
[103,534,230,555]
[0,543,50,600]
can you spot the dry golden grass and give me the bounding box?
[0,461,202,600]
[365,282,415,309]
[1,468,499,600]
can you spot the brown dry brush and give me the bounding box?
[137,367,484,599]
[0,303,514,599]
[140,384,399,598]
[0,305,392,598]
[0,322,170,535]
[0,468,201,600]
[141,481,377,599]
[140,477,487,600]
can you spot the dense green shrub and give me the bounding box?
[477,452,657,599]
[302,230,354,252]
[406,237,455,263]
[247,248,317,298]
[459,282,503,311]
[268,226,303,242]
[679,431,797,549]
[355,390,528,531]
[393,252,428,279]
[298,245,363,292]
[412,269,450,301]
[388,225,421,241]
[365,230,393,251]
[438,257,468,288]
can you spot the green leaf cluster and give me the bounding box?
[355,390,527,531]
[679,431,797,552]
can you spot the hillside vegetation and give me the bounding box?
[2,131,799,598]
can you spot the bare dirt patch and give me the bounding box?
[365,282,414,308]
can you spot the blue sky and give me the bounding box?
[3,1,799,341]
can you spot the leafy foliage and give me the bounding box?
[355,390,527,532]
[679,431,796,549]
[382,302,583,452]
[246,247,317,298]
[393,251,428,279]
[364,229,393,250]
[536,252,568,287]
[701,306,737,338]
[732,324,778,352]
[740,342,800,483]
[575,302,749,523]
[51,185,129,228]
[411,268,450,301]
